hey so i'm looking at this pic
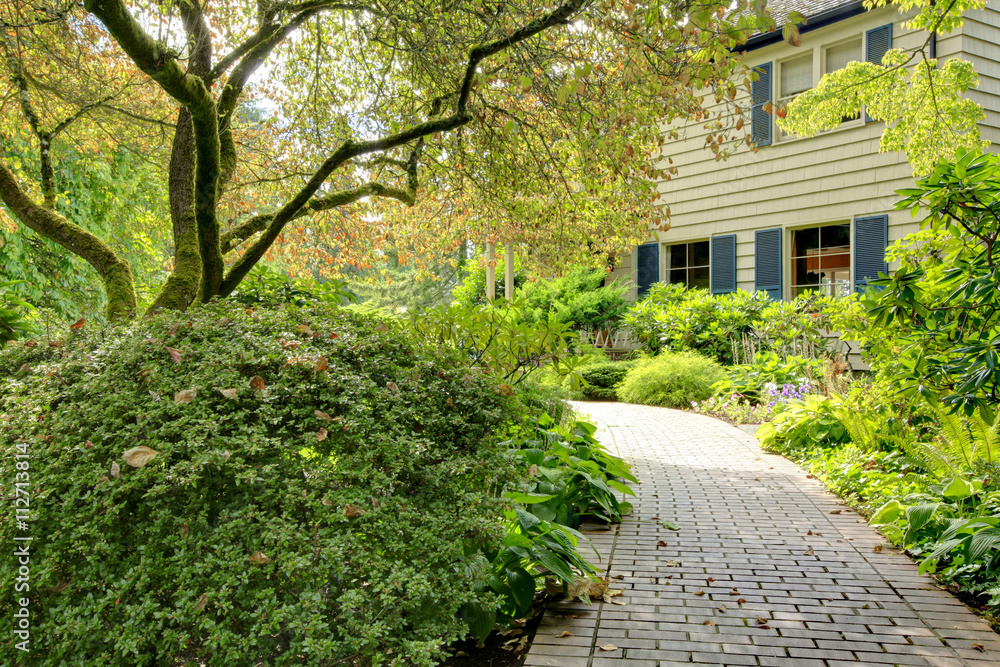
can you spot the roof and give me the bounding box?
[742,0,867,52]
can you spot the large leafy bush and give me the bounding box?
[0,302,521,666]
[624,283,840,363]
[616,351,724,408]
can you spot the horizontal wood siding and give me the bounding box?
[961,3,1000,144]
[652,6,928,296]
[613,3,1000,301]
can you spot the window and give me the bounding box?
[825,38,863,122]
[667,241,710,289]
[826,38,861,72]
[776,53,812,140]
[791,223,851,297]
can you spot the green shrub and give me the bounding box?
[616,351,724,408]
[0,301,521,666]
[577,362,634,400]
[712,352,823,403]
[623,284,841,363]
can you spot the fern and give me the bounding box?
[910,402,1000,476]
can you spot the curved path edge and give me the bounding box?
[522,402,1000,667]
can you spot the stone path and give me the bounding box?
[522,402,1000,667]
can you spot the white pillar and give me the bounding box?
[504,243,514,300]
[485,242,495,302]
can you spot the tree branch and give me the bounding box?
[85,0,224,302]
[0,160,137,321]
[219,0,590,296]
[221,139,422,253]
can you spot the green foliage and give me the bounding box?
[616,350,725,408]
[711,352,823,403]
[469,414,637,639]
[505,414,637,527]
[755,395,850,453]
[623,284,839,363]
[1,137,171,320]
[0,279,35,342]
[517,267,628,332]
[691,394,772,425]
[450,251,525,308]
[858,151,1000,417]
[230,264,357,308]
[576,362,634,401]
[406,297,585,387]
[0,301,522,666]
[779,52,986,176]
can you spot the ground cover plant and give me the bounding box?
[0,301,527,666]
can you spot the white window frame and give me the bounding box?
[665,239,711,290]
[789,222,853,298]
[774,33,869,143]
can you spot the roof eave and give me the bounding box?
[740,0,868,53]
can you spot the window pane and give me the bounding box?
[792,227,819,257]
[692,266,710,289]
[826,39,861,73]
[691,241,710,267]
[793,257,820,287]
[821,224,850,251]
[781,54,813,97]
[669,269,688,285]
[670,244,687,269]
[820,251,851,272]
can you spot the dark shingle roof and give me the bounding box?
[743,0,867,51]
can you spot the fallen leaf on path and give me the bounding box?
[657,540,667,547]
[729,588,739,595]
[737,598,747,603]
[598,644,618,652]
[557,631,572,638]
[693,588,705,596]
[972,642,986,652]
[703,619,716,626]
[873,544,883,553]
[830,510,842,514]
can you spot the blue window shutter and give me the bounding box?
[636,243,659,298]
[854,215,888,293]
[754,228,783,300]
[864,25,892,122]
[751,62,772,147]
[711,235,737,295]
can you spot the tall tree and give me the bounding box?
[0,0,773,321]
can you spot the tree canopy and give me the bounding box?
[0,0,774,321]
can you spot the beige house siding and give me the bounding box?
[609,3,1000,302]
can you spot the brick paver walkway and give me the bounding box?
[523,402,1000,667]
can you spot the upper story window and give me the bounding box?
[752,23,891,146]
[667,241,710,290]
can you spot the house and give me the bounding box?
[608,0,1000,302]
